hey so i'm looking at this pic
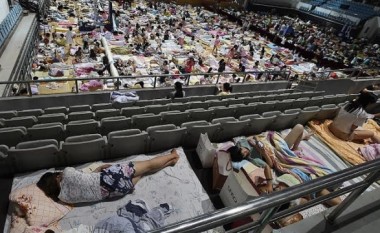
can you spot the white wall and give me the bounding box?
[0,0,10,24]
[359,16,380,39]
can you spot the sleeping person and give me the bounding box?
[36,149,180,204]
[329,91,380,142]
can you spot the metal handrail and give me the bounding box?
[149,158,380,233]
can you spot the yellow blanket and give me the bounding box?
[308,119,380,165]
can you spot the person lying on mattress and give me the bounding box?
[228,124,341,206]
[329,91,380,143]
[36,149,180,204]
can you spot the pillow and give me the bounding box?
[9,184,72,227]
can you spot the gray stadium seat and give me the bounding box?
[270,112,299,131]
[255,102,275,114]
[204,95,221,101]
[27,123,65,141]
[181,121,220,147]
[234,92,250,98]
[262,111,282,118]
[244,96,261,104]
[4,116,37,128]
[131,113,162,130]
[301,91,316,98]
[67,111,94,121]
[44,106,68,114]
[0,127,26,147]
[38,113,66,124]
[207,99,229,108]
[274,99,294,112]
[9,139,61,173]
[211,118,250,142]
[147,124,186,152]
[62,134,106,165]
[227,98,244,106]
[172,97,190,103]
[167,103,190,112]
[187,108,213,122]
[334,94,348,105]
[95,109,120,120]
[161,111,190,126]
[287,93,300,99]
[315,104,340,120]
[0,111,17,119]
[69,105,91,112]
[112,101,135,109]
[108,129,148,158]
[292,98,309,109]
[189,96,206,102]
[309,96,324,107]
[153,99,172,105]
[92,103,113,112]
[322,95,337,105]
[293,107,320,125]
[121,106,145,118]
[240,114,276,135]
[100,116,131,135]
[135,100,154,107]
[189,101,209,110]
[210,106,235,119]
[17,109,44,117]
[145,105,169,115]
[233,104,256,118]
[65,119,99,137]
[273,93,289,101]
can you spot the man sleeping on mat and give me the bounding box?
[37,149,180,204]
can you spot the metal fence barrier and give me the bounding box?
[149,158,380,233]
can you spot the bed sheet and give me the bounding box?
[308,119,380,166]
[6,148,222,233]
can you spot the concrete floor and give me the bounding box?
[0,13,36,95]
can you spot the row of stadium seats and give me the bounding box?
[0,96,344,148]
[0,90,318,118]
[0,104,342,176]
[0,93,353,130]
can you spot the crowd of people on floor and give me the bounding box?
[14,0,379,96]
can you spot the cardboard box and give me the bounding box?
[212,150,232,190]
[220,170,260,207]
[220,170,272,233]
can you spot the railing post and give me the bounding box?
[26,82,32,97]
[253,207,279,233]
[216,73,221,84]
[75,80,79,93]
[116,78,120,91]
[325,170,380,223]
[186,73,191,86]
[153,76,157,88]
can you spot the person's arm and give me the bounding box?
[93,164,112,172]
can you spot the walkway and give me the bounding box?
[0,13,36,95]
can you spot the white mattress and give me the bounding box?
[6,147,223,233]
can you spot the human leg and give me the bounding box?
[284,124,304,150]
[352,129,380,143]
[133,149,179,179]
